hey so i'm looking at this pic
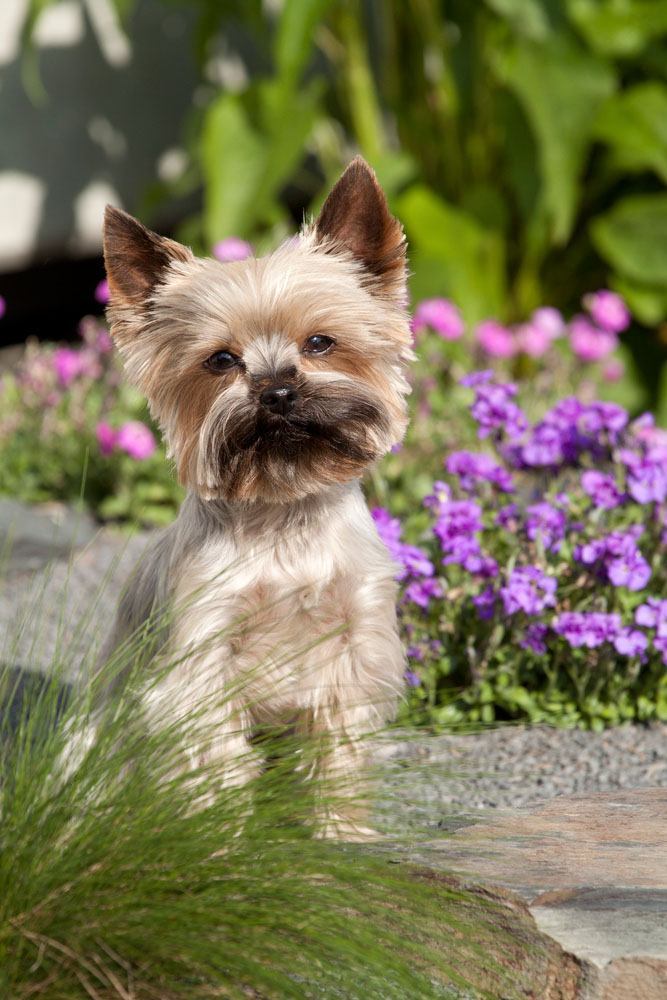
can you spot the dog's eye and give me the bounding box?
[204,350,240,373]
[303,335,335,355]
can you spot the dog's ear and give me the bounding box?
[103,206,193,308]
[313,157,406,300]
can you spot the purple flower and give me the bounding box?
[496,503,519,530]
[518,398,628,470]
[445,450,514,493]
[404,669,422,687]
[500,566,557,616]
[473,586,496,620]
[404,577,443,608]
[96,421,117,456]
[460,370,493,388]
[116,421,157,460]
[372,507,434,581]
[634,598,667,636]
[468,379,527,441]
[569,315,618,362]
[553,612,621,648]
[94,279,110,304]
[581,470,624,510]
[475,320,517,358]
[654,637,667,665]
[525,502,566,552]
[584,290,630,334]
[433,500,483,566]
[212,237,253,262]
[400,545,435,579]
[423,480,451,512]
[521,623,548,655]
[412,298,464,340]
[623,450,667,505]
[53,347,84,387]
[575,528,650,592]
[613,628,648,657]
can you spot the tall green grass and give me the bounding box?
[0,551,532,999]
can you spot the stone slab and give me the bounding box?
[419,787,667,997]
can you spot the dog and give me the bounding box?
[99,157,412,838]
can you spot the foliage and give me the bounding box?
[0,585,528,999]
[379,360,667,731]
[22,0,667,397]
[0,316,182,526]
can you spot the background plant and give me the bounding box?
[25,0,667,408]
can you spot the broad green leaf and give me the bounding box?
[483,0,552,39]
[591,193,667,286]
[200,94,264,244]
[567,0,667,55]
[612,275,667,326]
[495,33,615,244]
[594,82,667,183]
[274,0,334,91]
[397,184,506,324]
[256,79,323,216]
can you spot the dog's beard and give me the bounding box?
[195,380,391,501]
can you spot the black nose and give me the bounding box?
[259,384,298,415]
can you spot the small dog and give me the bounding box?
[100,157,412,837]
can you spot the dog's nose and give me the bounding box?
[259,384,298,415]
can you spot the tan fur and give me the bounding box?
[95,159,412,838]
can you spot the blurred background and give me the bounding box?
[2,0,667,398]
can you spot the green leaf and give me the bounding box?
[612,274,667,326]
[396,185,506,324]
[274,0,334,92]
[591,192,667,286]
[483,0,552,39]
[594,82,667,183]
[494,33,615,243]
[200,94,264,244]
[567,0,667,56]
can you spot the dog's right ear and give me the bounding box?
[103,206,193,308]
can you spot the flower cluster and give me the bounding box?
[411,290,631,390]
[380,367,667,726]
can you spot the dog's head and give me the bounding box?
[103,158,412,502]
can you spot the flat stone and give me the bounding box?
[419,788,667,997]
[0,498,98,575]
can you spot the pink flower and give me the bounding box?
[584,290,630,334]
[94,279,110,304]
[96,422,117,456]
[212,237,253,263]
[53,347,84,386]
[117,420,156,460]
[475,320,517,358]
[516,322,553,358]
[96,329,113,353]
[569,315,618,362]
[0,295,6,319]
[411,298,464,340]
[602,358,625,382]
[531,307,565,338]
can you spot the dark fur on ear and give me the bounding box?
[314,157,406,300]
[103,206,193,307]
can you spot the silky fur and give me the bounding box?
[98,158,413,837]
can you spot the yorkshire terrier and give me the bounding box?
[100,157,412,838]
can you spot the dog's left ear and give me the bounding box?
[313,157,406,301]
